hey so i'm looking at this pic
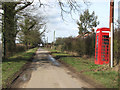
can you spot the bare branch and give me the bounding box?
[15,1,33,13]
[56,0,85,20]
[40,25,46,35]
[28,22,36,31]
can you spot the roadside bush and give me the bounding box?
[75,38,85,55]
[55,34,95,57]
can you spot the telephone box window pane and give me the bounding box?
[104,39,109,41]
[102,49,105,51]
[103,59,105,61]
[97,39,98,42]
[96,45,98,48]
[102,46,105,48]
[96,55,98,61]
[97,36,98,38]
[107,45,109,48]
[102,55,105,57]
[102,52,105,54]
[103,35,109,38]
[96,58,97,61]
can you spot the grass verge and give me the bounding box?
[49,48,119,88]
[2,48,38,88]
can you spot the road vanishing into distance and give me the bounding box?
[13,48,95,88]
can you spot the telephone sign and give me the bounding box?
[95,28,110,65]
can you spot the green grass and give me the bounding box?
[43,48,61,53]
[61,57,103,72]
[50,49,61,53]
[49,49,119,88]
[83,71,119,88]
[2,48,38,87]
[52,53,70,57]
[61,57,119,88]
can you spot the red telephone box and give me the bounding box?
[95,28,110,65]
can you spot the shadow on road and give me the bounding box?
[54,55,82,60]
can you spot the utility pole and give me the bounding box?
[109,0,114,68]
[54,30,55,43]
[52,30,55,49]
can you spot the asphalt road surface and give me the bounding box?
[19,48,94,88]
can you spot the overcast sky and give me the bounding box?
[32,0,119,43]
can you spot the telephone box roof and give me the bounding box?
[96,28,110,32]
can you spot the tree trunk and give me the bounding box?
[2,2,17,57]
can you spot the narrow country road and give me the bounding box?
[19,48,94,88]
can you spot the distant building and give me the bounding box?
[118,1,120,28]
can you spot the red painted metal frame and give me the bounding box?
[95,28,110,65]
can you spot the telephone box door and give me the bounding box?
[101,34,110,64]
